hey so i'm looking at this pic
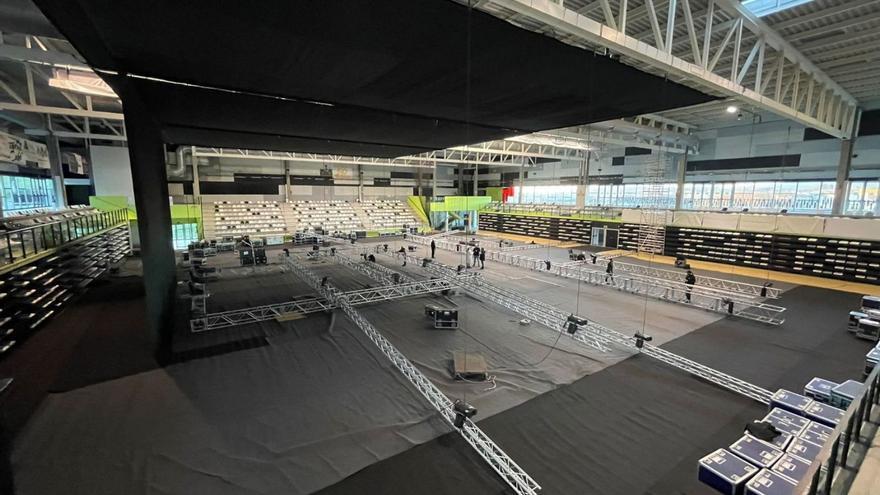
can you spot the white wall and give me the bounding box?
[91,145,134,204]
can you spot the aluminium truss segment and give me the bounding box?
[402,254,773,405]
[405,235,786,325]
[601,259,782,299]
[311,240,772,404]
[281,255,541,495]
[191,277,465,332]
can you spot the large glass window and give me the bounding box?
[172,223,200,250]
[1,175,58,216]
[845,180,880,215]
[511,179,858,215]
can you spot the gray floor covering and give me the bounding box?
[318,285,872,495]
[14,239,844,495]
[12,312,450,495]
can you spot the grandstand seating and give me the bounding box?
[211,201,287,237]
[360,200,419,230]
[289,200,364,233]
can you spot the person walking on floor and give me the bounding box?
[685,269,696,302]
[472,245,480,267]
[430,239,436,258]
[479,248,486,269]
[605,258,614,284]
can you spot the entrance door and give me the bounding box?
[591,226,620,248]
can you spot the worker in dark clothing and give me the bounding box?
[685,269,696,302]
[605,258,614,283]
[430,239,436,258]
[479,248,486,269]
[398,246,407,266]
[472,246,480,266]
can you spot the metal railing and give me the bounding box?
[0,208,129,270]
[796,364,880,494]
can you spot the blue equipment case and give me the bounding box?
[770,453,812,484]
[866,347,880,375]
[730,436,785,469]
[798,421,833,446]
[763,408,809,436]
[745,469,797,495]
[804,402,844,427]
[803,377,837,404]
[769,389,813,415]
[787,437,823,462]
[698,448,760,495]
[830,379,863,408]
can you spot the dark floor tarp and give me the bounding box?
[318,285,874,495]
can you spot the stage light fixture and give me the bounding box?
[452,400,478,428]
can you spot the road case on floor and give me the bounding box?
[830,379,864,408]
[769,389,813,415]
[762,408,809,436]
[862,295,880,312]
[424,305,458,329]
[803,402,844,428]
[770,453,812,484]
[848,311,868,332]
[698,448,759,495]
[798,421,833,446]
[866,346,880,375]
[803,377,837,404]
[730,436,785,469]
[786,437,823,463]
[857,318,880,342]
[745,469,797,495]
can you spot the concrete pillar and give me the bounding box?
[46,134,67,208]
[518,158,525,201]
[674,148,688,210]
[357,165,364,201]
[458,166,464,195]
[416,166,423,197]
[831,139,855,215]
[576,154,589,209]
[191,146,201,200]
[118,84,176,357]
[283,160,291,202]
[473,163,478,196]
[432,159,438,199]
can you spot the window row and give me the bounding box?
[1,175,58,216]
[510,179,880,215]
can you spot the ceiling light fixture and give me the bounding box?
[726,105,738,114]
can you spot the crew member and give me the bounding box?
[685,269,696,302]
[479,248,486,269]
[431,239,436,259]
[472,245,480,266]
[605,258,614,283]
[398,246,407,266]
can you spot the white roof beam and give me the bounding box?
[478,0,858,138]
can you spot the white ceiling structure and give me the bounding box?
[0,0,876,167]
[461,0,873,139]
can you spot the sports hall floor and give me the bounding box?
[1,234,874,495]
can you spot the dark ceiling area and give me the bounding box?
[34,0,716,158]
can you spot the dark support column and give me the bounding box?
[674,148,688,210]
[120,89,176,358]
[46,134,68,208]
[831,138,855,215]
